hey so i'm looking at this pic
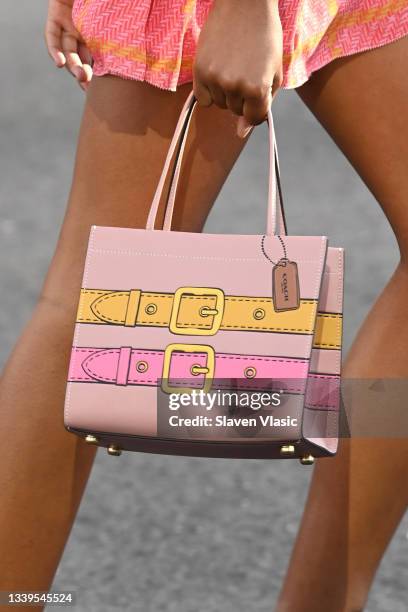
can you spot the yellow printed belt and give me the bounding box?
[77,287,342,349]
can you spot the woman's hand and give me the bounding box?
[193,0,283,136]
[45,0,93,91]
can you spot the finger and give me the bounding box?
[61,31,87,81]
[81,63,93,85]
[75,67,92,92]
[78,42,93,88]
[44,21,66,67]
[78,41,94,69]
[225,90,244,116]
[243,90,271,125]
[207,82,227,109]
[193,77,213,107]
[64,61,87,86]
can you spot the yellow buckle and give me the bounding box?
[161,343,215,394]
[169,287,225,336]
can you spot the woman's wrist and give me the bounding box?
[194,0,283,125]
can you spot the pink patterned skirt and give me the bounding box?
[72,0,408,91]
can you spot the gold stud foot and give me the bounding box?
[300,454,315,465]
[85,434,99,445]
[280,444,295,456]
[107,444,122,457]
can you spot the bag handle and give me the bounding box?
[146,91,287,236]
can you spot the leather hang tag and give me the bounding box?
[272,258,300,311]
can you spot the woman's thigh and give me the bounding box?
[40,76,247,307]
[0,77,248,593]
[296,35,408,257]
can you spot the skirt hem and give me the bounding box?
[89,30,408,92]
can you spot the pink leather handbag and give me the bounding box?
[64,92,344,465]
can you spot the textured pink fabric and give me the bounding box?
[72,0,408,91]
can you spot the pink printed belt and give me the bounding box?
[68,345,340,408]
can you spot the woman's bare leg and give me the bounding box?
[0,77,247,603]
[277,37,408,611]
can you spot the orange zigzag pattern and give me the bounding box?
[72,0,408,90]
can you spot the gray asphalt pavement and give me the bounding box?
[1,2,407,611]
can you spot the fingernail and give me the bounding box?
[54,51,65,67]
[237,116,253,139]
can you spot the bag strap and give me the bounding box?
[146,91,287,236]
